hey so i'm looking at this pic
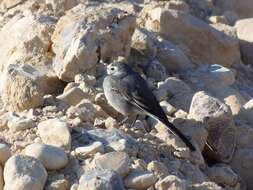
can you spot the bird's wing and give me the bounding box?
[120,74,196,151]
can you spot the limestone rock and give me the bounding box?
[189,91,236,162]
[155,175,186,190]
[124,170,157,190]
[38,119,71,150]
[0,14,56,72]
[52,3,136,81]
[93,152,130,177]
[57,87,86,106]
[191,181,223,190]
[0,165,3,190]
[74,141,104,159]
[139,6,240,67]
[78,169,125,190]
[87,128,138,156]
[214,0,253,19]
[207,164,238,187]
[1,64,46,112]
[4,155,47,190]
[7,115,35,132]
[236,18,253,66]
[0,143,11,164]
[231,148,253,189]
[25,143,68,170]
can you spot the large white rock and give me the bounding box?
[139,6,240,67]
[3,155,47,190]
[52,3,136,81]
[25,143,68,170]
[155,175,186,190]
[38,119,71,150]
[236,18,253,66]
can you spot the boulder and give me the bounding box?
[139,6,240,67]
[236,18,253,66]
[52,3,136,81]
[4,155,47,190]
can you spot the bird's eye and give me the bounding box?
[110,67,115,71]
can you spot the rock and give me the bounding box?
[156,37,193,72]
[139,6,240,67]
[7,115,35,132]
[235,124,253,149]
[159,101,176,116]
[185,64,236,88]
[236,18,253,66]
[78,169,124,190]
[0,165,3,190]
[124,170,157,190]
[87,128,138,156]
[45,0,79,16]
[0,143,11,164]
[1,64,46,112]
[191,181,223,190]
[93,152,130,177]
[52,3,136,81]
[154,77,193,111]
[145,59,167,81]
[74,141,104,159]
[147,161,169,179]
[4,155,47,190]
[38,119,71,150]
[74,74,96,86]
[209,15,229,25]
[0,0,24,10]
[189,91,236,162]
[104,117,119,129]
[0,112,16,131]
[238,99,253,125]
[214,0,253,19]
[231,148,253,189]
[25,143,68,170]
[207,164,238,187]
[0,14,56,72]
[155,175,186,190]
[57,87,86,106]
[45,177,69,190]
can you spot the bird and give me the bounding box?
[103,60,196,151]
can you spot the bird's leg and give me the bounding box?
[119,116,129,126]
[130,115,139,128]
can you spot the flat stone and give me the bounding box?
[78,169,124,190]
[87,128,138,156]
[25,143,68,170]
[93,152,130,177]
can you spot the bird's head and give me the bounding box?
[106,57,131,77]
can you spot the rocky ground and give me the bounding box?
[0,0,253,190]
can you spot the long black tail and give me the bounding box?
[160,118,196,151]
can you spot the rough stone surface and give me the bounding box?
[3,155,47,190]
[1,64,46,112]
[52,3,136,81]
[38,119,71,150]
[25,143,68,170]
[139,6,240,67]
[0,165,3,190]
[155,175,186,190]
[93,152,130,177]
[236,18,253,66]
[57,87,86,106]
[74,141,104,159]
[86,128,138,156]
[78,169,125,190]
